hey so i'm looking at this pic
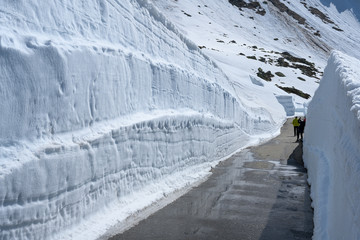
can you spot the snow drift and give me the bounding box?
[303,51,360,240]
[0,0,282,239]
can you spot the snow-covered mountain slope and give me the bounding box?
[0,0,359,239]
[153,0,360,112]
[304,51,360,240]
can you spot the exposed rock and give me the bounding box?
[332,26,344,32]
[298,77,306,81]
[276,84,311,99]
[281,52,313,66]
[257,68,274,81]
[314,30,321,37]
[309,6,334,24]
[292,63,317,78]
[268,0,306,24]
[302,4,343,32]
[229,0,267,16]
[259,57,266,63]
[181,10,192,17]
[277,57,290,67]
[281,52,319,77]
[247,55,257,60]
[275,72,286,77]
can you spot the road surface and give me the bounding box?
[107,119,313,240]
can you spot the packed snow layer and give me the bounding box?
[303,51,360,240]
[0,111,257,239]
[0,0,284,239]
[0,0,243,139]
[275,95,295,116]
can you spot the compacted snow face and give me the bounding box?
[0,0,282,239]
[303,51,360,240]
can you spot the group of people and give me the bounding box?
[292,116,306,142]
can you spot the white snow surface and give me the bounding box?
[0,0,282,239]
[152,0,360,115]
[303,51,360,240]
[0,0,360,239]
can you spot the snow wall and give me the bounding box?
[275,95,295,116]
[0,0,281,239]
[303,51,360,240]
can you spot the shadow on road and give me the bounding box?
[259,142,314,240]
[288,141,304,166]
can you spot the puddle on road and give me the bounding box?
[243,161,275,170]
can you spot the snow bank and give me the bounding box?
[0,0,240,140]
[0,0,282,239]
[303,51,360,240]
[0,111,251,240]
[275,95,295,116]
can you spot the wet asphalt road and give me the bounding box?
[108,120,313,240]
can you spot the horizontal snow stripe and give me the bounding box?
[0,114,248,239]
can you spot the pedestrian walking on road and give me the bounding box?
[297,117,305,141]
[292,116,300,137]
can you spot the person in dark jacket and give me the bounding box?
[297,117,306,141]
